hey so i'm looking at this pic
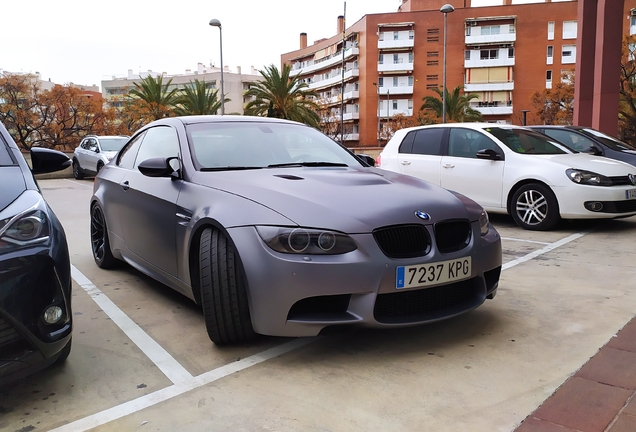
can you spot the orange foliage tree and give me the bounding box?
[619,35,636,144]
[529,70,574,125]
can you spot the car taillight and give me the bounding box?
[375,154,381,167]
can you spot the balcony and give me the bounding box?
[290,47,359,77]
[464,81,514,92]
[472,105,513,115]
[465,25,516,45]
[378,61,414,73]
[378,85,414,95]
[309,69,359,91]
[379,108,413,118]
[343,133,360,141]
[378,39,415,50]
[322,90,359,105]
[465,56,515,69]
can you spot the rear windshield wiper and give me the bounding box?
[200,166,263,171]
[267,162,348,168]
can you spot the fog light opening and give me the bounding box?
[43,306,63,324]
[586,202,603,212]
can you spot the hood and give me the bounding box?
[103,151,118,161]
[0,166,27,211]
[190,167,475,233]
[542,153,636,175]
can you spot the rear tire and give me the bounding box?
[90,204,118,268]
[510,183,560,231]
[199,228,256,345]
[72,159,85,180]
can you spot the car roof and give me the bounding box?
[163,115,302,126]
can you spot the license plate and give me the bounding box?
[396,257,472,289]
[626,189,636,199]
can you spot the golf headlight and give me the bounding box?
[0,192,51,253]
[566,169,611,186]
[479,209,489,236]
[256,226,357,255]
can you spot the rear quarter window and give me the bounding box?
[400,128,445,155]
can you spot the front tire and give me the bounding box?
[199,228,255,345]
[72,159,85,180]
[90,204,117,268]
[96,161,104,174]
[510,183,560,231]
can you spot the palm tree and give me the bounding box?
[421,86,483,123]
[174,79,229,116]
[129,75,180,120]
[244,64,320,128]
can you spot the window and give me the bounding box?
[409,30,415,40]
[409,52,414,63]
[548,21,555,40]
[117,132,146,169]
[480,49,498,60]
[543,129,595,152]
[378,77,384,86]
[562,44,576,64]
[394,31,399,40]
[134,127,180,169]
[508,48,514,58]
[448,129,498,158]
[409,129,445,155]
[465,50,471,61]
[393,77,398,87]
[408,99,413,110]
[562,20,577,39]
[547,46,553,57]
[392,100,398,110]
[481,25,500,36]
[466,26,472,36]
[546,70,553,81]
[379,54,384,65]
[393,54,399,64]
[408,76,414,86]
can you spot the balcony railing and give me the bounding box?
[471,104,513,115]
[309,69,359,91]
[378,62,414,73]
[378,85,413,95]
[465,56,515,68]
[378,39,415,50]
[290,47,360,76]
[464,82,514,92]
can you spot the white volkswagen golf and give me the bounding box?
[377,123,636,230]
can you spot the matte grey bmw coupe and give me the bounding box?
[90,116,502,344]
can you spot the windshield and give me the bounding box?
[99,138,129,152]
[186,122,362,170]
[580,128,636,152]
[485,127,568,155]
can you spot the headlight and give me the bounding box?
[479,209,489,236]
[566,169,612,186]
[256,226,357,255]
[0,192,51,253]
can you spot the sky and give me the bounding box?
[2,0,542,90]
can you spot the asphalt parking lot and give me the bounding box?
[2,178,636,432]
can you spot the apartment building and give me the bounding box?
[101,63,263,115]
[281,0,636,147]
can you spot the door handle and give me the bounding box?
[443,164,455,169]
[120,180,129,191]
[400,160,411,165]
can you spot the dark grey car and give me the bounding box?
[90,116,502,345]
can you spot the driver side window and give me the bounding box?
[544,129,594,152]
[134,126,180,169]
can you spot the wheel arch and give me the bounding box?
[506,179,557,215]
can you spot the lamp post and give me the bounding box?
[209,18,225,115]
[440,3,454,124]
[372,82,380,144]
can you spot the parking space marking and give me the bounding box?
[501,236,551,245]
[63,178,94,189]
[59,230,588,431]
[71,266,194,384]
[502,232,588,271]
[48,338,315,432]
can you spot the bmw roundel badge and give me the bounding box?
[415,211,430,220]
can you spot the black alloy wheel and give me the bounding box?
[72,159,85,180]
[90,204,117,268]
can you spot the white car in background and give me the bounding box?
[376,123,636,230]
[72,135,129,179]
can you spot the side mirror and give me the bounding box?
[475,148,502,160]
[30,147,71,174]
[356,154,377,167]
[138,157,179,178]
[586,145,603,156]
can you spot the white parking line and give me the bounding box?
[63,178,93,189]
[71,266,193,384]
[60,230,590,431]
[501,236,551,245]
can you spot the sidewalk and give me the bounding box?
[515,316,636,432]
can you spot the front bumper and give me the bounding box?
[229,221,502,337]
[0,237,72,384]
[554,185,636,219]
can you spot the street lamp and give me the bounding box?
[209,18,225,115]
[440,3,454,124]
[372,82,380,144]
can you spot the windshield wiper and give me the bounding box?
[267,162,348,168]
[200,166,263,171]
